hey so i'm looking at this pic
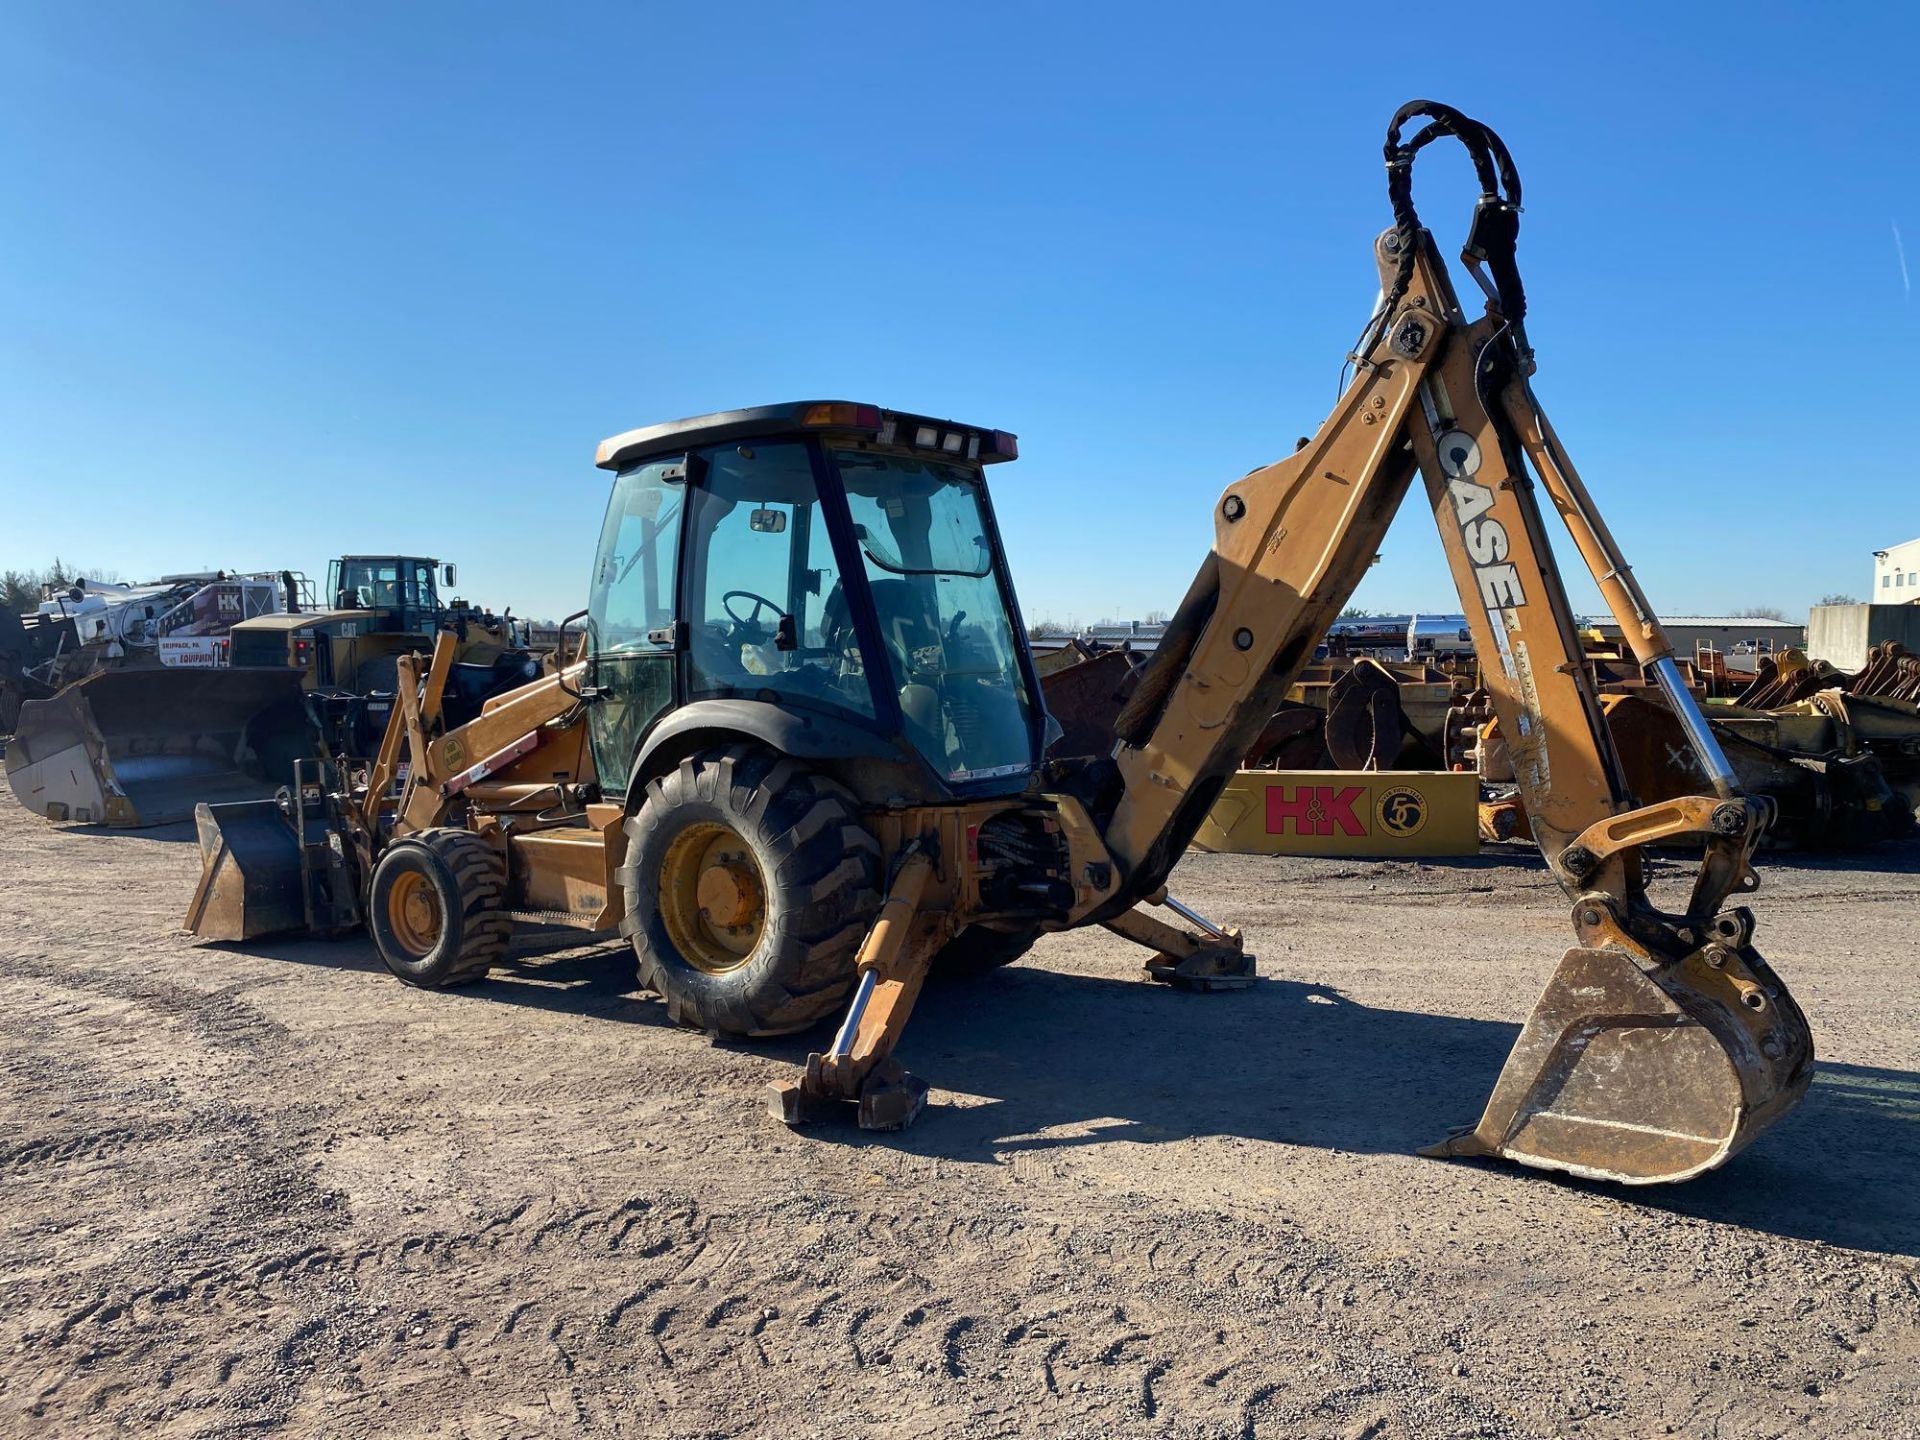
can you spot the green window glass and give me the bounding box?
[683,441,876,719]
[834,450,1035,782]
[587,458,686,792]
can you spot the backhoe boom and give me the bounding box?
[1099,101,1812,1183]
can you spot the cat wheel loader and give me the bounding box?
[184,101,1812,1184]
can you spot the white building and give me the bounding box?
[1589,615,1804,659]
[1872,537,1920,601]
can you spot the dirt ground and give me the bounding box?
[1,798,1917,1440]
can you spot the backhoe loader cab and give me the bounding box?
[585,402,1046,806]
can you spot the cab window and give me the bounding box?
[587,458,689,788]
[683,441,875,718]
[834,450,1035,782]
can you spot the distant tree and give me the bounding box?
[1338,606,1383,620]
[1028,618,1073,638]
[1143,609,1170,625]
[1,572,35,614]
[1729,605,1790,622]
[1817,593,1859,607]
[1,559,121,613]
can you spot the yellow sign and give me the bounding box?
[1195,770,1479,857]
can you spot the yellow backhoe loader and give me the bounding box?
[184,102,1811,1184]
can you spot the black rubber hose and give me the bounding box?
[1379,100,1523,321]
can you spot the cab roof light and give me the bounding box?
[940,431,964,454]
[983,430,1019,461]
[914,425,939,448]
[802,402,883,430]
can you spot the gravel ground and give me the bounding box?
[1,797,1916,1439]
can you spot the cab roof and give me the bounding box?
[595,401,1017,473]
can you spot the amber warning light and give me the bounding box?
[805,403,1018,464]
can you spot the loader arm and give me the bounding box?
[1098,102,1812,1183]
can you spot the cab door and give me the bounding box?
[587,456,687,796]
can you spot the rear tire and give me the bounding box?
[931,924,1041,978]
[619,744,881,1036]
[367,829,512,987]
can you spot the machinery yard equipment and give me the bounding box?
[185,102,1811,1185]
[1466,649,1920,849]
[0,570,300,735]
[6,554,526,827]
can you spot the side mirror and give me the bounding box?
[442,563,458,588]
[554,608,599,700]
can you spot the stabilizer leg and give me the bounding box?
[1104,894,1256,990]
[767,847,944,1131]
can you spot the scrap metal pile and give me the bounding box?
[0,571,298,735]
[1038,637,1920,853]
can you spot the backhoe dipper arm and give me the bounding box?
[1098,102,1812,1184]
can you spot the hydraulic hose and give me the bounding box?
[1381,101,1527,326]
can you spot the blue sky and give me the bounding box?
[2,3,1913,625]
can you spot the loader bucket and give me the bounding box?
[184,798,308,941]
[1040,648,1144,757]
[4,668,313,827]
[1426,944,1813,1183]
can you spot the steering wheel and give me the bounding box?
[722,589,786,631]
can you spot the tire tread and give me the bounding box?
[622,744,880,1036]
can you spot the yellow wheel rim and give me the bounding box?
[385,869,444,957]
[659,821,766,974]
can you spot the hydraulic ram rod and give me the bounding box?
[1504,386,1739,799]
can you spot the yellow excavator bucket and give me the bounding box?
[1426,943,1813,1184]
[4,668,311,827]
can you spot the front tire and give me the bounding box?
[619,745,882,1036]
[367,829,512,987]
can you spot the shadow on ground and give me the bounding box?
[1745,840,1920,876]
[60,820,200,844]
[782,963,1920,1260]
[218,926,654,1023]
[225,926,1920,1259]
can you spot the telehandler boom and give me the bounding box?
[186,102,1811,1184]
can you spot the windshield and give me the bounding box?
[589,463,684,652]
[834,450,1036,783]
[329,558,437,619]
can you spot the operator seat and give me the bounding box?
[825,578,941,680]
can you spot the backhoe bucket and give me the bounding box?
[4,668,312,827]
[1427,944,1813,1183]
[184,798,309,941]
